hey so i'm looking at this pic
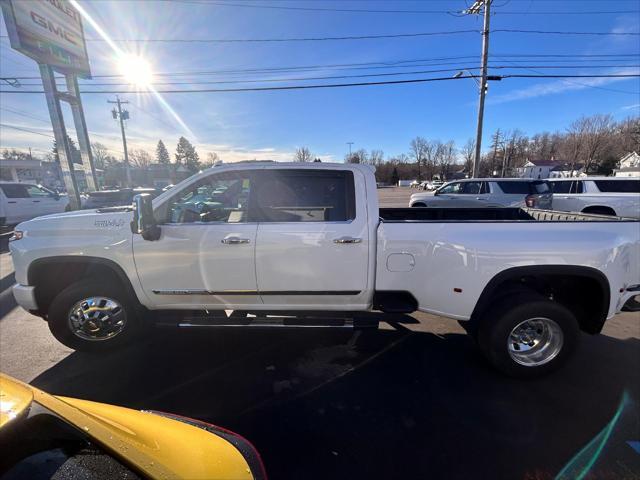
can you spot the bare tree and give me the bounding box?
[200,152,220,168]
[461,138,475,174]
[369,149,384,166]
[294,147,313,162]
[568,114,614,173]
[410,136,429,180]
[346,148,368,164]
[129,149,152,169]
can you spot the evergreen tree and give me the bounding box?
[51,136,81,164]
[175,137,200,172]
[390,166,399,185]
[156,140,170,165]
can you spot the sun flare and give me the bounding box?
[117,54,154,87]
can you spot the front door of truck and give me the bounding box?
[253,168,370,309]
[133,170,260,309]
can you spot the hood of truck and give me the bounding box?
[16,208,133,234]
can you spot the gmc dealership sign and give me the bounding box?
[1,0,91,76]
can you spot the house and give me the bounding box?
[516,159,585,179]
[614,151,640,177]
[549,163,585,178]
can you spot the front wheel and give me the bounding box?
[477,295,579,378]
[48,280,141,352]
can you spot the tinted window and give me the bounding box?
[0,184,30,198]
[461,181,482,194]
[531,181,550,194]
[550,181,571,194]
[166,172,252,223]
[253,170,355,222]
[594,180,640,193]
[571,181,584,194]
[496,181,532,194]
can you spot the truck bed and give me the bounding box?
[379,207,638,222]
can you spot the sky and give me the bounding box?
[1,0,639,164]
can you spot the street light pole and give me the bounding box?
[346,142,354,162]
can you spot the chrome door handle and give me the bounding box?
[221,237,250,244]
[475,197,487,201]
[334,236,362,244]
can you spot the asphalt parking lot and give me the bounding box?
[0,187,638,479]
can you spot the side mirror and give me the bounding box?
[51,192,60,200]
[131,194,161,241]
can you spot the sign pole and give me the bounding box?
[39,64,82,210]
[66,74,98,190]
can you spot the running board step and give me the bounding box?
[174,316,379,329]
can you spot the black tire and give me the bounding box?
[477,295,579,378]
[48,280,141,352]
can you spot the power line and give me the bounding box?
[2,29,635,44]
[12,64,639,87]
[0,106,50,124]
[1,74,637,95]
[3,53,638,81]
[161,0,640,15]
[0,123,54,138]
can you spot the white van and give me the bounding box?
[0,182,69,228]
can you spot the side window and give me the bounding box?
[438,182,462,194]
[25,185,51,198]
[570,181,584,194]
[0,184,30,198]
[253,170,355,222]
[461,181,482,194]
[550,181,571,194]
[164,172,252,223]
[479,182,490,194]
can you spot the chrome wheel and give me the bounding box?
[507,317,563,367]
[68,297,126,341]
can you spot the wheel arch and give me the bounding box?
[581,205,617,216]
[471,265,611,334]
[28,256,143,317]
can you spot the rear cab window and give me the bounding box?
[252,169,355,222]
[593,180,640,193]
[0,184,30,198]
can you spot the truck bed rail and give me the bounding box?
[379,207,638,223]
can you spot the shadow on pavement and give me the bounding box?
[31,324,640,480]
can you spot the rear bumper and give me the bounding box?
[12,284,38,311]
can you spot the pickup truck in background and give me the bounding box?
[548,177,640,218]
[409,178,552,209]
[9,163,640,377]
[0,182,69,228]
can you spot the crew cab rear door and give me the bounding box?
[133,169,260,308]
[253,168,370,309]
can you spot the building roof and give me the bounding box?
[525,159,566,167]
[619,151,639,162]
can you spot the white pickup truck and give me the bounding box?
[9,163,640,377]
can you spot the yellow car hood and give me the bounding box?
[0,374,256,480]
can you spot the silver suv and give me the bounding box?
[410,178,553,209]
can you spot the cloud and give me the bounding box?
[487,68,640,105]
[621,103,640,110]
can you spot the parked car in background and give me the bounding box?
[0,182,69,228]
[0,373,266,479]
[410,178,552,209]
[548,177,640,218]
[424,180,444,191]
[82,187,161,210]
[409,180,421,188]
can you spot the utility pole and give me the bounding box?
[108,96,131,187]
[28,147,33,161]
[466,0,492,178]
